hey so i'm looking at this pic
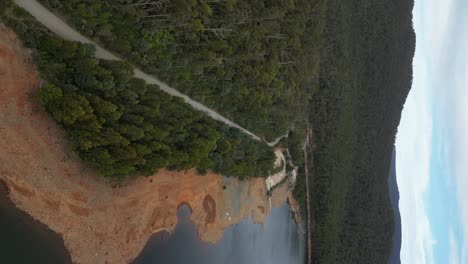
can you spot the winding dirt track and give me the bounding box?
[0,1,308,262]
[0,27,300,264]
[13,0,266,142]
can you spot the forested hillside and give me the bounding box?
[388,149,402,264]
[0,1,276,180]
[1,0,415,262]
[302,0,415,263]
[37,0,324,140]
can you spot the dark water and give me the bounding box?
[133,204,305,264]
[0,181,72,264]
[0,180,304,264]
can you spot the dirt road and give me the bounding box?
[0,27,301,263]
[13,0,265,142]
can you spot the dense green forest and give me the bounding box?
[0,1,276,180]
[1,0,416,263]
[21,0,325,208]
[298,0,415,263]
[36,0,325,141]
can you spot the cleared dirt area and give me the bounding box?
[0,28,297,264]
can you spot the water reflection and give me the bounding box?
[133,204,305,264]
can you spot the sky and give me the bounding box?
[396,0,468,263]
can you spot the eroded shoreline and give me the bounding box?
[0,179,72,263]
[0,28,300,264]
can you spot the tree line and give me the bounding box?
[298,0,416,263]
[1,2,276,180]
[37,0,319,140]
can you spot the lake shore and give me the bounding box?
[133,204,304,264]
[0,27,300,264]
[0,179,72,263]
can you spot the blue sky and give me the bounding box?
[396,0,468,263]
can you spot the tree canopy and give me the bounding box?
[1,0,417,262]
[1,3,275,180]
[37,0,321,140]
[294,0,416,263]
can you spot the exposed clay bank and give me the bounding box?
[0,181,71,263]
[0,28,303,263]
[0,185,303,264]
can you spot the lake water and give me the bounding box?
[0,181,72,264]
[133,204,305,264]
[0,181,304,264]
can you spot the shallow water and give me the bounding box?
[133,204,305,264]
[0,181,72,264]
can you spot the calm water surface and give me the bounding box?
[133,204,305,264]
[0,181,72,264]
[0,181,304,264]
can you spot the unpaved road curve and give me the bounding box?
[13,0,264,142]
[0,27,299,263]
[266,130,290,147]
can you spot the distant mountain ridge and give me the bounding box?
[305,0,415,262]
[388,148,402,264]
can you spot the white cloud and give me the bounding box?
[463,246,467,264]
[420,0,454,63]
[449,229,460,264]
[450,49,468,254]
[396,45,435,264]
[449,228,468,264]
[399,1,468,263]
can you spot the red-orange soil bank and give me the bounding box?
[0,28,298,264]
